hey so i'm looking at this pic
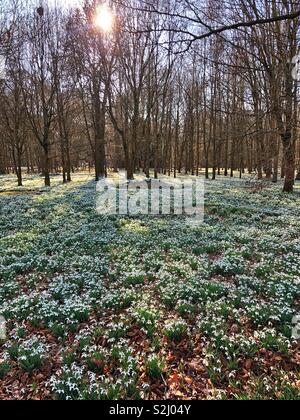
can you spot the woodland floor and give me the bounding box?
[0,173,300,400]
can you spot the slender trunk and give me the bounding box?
[272,138,280,183]
[282,131,295,193]
[11,146,22,186]
[44,146,51,187]
[17,150,22,187]
[66,140,72,182]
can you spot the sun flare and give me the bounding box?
[95,5,114,32]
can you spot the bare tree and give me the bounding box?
[21,5,57,186]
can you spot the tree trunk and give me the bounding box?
[16,150,22,187]
[44,147,51,187]
[272,138,280,183]
[282,131,295,193]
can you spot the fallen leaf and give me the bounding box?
[245,359,253,370]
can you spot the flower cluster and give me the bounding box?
[0,173,300,399]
